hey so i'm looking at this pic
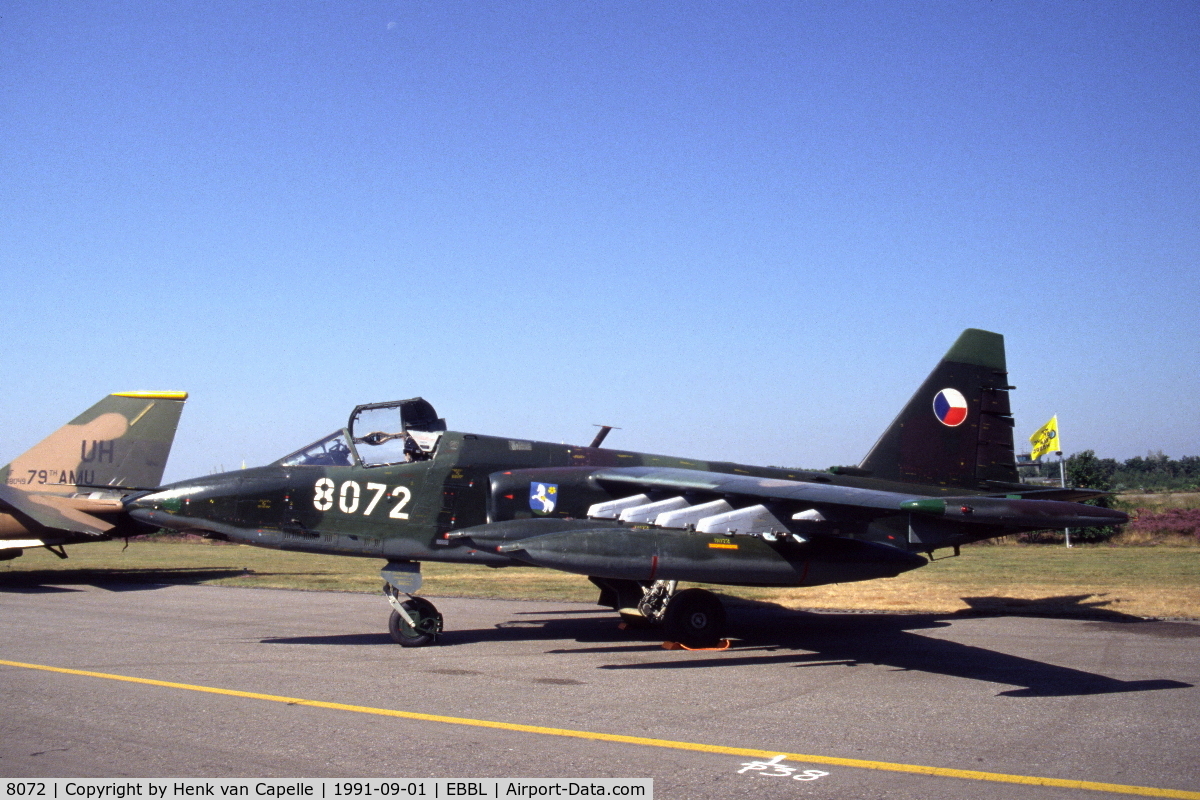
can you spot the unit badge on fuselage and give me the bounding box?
[529,482,558,515]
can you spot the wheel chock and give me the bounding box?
[661,639,731,651]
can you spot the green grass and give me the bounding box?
[4,537,1199,619]
[1116,491,1200,513]
[0,539,601,600]
[927,543,1200,588]
[767,543,1200,619]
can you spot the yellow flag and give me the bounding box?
[1029,415,1061,461]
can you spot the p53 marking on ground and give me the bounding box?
[3,659,1197,800]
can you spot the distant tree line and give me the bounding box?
[1020,450,1200,492]
[1016,450,1200,543]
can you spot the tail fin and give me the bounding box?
[858,330,1017,489]
[2,391,188,494]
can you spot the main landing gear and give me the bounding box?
[382,561,443,647]
[591,578,728,649]
[662,588,727,648]
[379,562,726,649]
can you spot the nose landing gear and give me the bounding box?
[386,588,443,647]
[382,560,442,647]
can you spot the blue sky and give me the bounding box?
[2,1,1197,482]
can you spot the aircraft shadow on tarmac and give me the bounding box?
[0,567,251,593]
[587,599,1196,699]
[8,569,1191,698]
[261,594,1195,699]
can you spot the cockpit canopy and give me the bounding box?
[277,398,446,468]
[349,397,445,466]
[278,431,355,467]
[350,397,445,437]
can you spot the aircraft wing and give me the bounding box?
[588,466,924,513]
[586,466,1123,525]
[498,465,1126,535]
[0,485,117,537]
[985,486,1114,502]
[450,461,1121,589]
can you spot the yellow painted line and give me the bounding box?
[707,543,738,550]
[3,659,1197,799]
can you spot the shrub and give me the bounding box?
[1124,508,1200,544]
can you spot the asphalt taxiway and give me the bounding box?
[1,579,1198,799]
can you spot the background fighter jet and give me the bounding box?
[126,331,1125,647]
[0,391,187,561]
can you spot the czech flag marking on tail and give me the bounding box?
[933,388,968,427]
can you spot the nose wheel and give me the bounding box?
[381,561,441,647]
[384,583,443,647]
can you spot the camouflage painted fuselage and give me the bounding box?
[130,430,992,588]
[126,329,1127,590]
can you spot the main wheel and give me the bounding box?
[662,588,726,648]
[388,596,443,647]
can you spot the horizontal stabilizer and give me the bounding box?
[989,486,1115,503]
[901,496,1127,529]
[0,485,115,537]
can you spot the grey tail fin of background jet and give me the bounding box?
[1,391,188,494]
[857,330,1018,490]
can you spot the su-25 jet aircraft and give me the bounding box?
[1,392,187,560]
[126,331,1125,647]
